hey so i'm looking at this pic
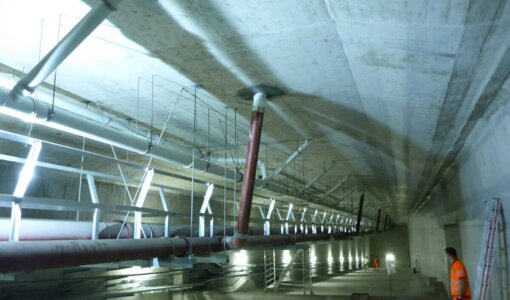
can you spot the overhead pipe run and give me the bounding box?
[235,92,266,246]
[9,0,124,98]
[266,139,312,181]
[0,232,348,273]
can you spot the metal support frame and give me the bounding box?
[284,203,293,235]
[263,198,275,236]
[86,175,100,240]
[159,188,169,238]
[199,184,214,237]
[9,140,42,242]
[320,211,327,233]
[133,169,154,239]
[300,207,307,234]
[311,209,318,234]
[275,208,284,234]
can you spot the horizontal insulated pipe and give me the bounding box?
[0,219,109,241]
[237,92,266,239]
[0,236,223,273]
[10,0,124,98]
[0,88,241,182]
[0,233,348,273]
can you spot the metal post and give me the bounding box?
[383,215,388,231]
[375,209,381,233]
[86,174,100,240]
[133,169,154,239]
[159,188,169,238]
[356,193,365,234]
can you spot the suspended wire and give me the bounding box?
[223,106,228,250]
[189,85,198,257]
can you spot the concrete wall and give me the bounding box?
[408,96,510,299]
[369,226,410,269]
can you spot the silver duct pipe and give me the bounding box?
[266,139,312,180]
[9,0,124,98]
[0,87,241,181]
[208,157,268,179]
[0,218,110,241]
[320,175,349,201]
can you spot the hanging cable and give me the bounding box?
[223,106,228,251]
[189,85,198,257]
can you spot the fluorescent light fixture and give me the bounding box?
[200,183,214,214]
[385,253,395,262]
[233,250,248,265]
[13,141,42,198]
[0,106,39,124]
[282,250,292,265]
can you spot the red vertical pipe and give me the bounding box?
[237,110,264,237]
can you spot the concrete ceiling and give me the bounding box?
[0,0,509,223]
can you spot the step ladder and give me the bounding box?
[473,198,505,300]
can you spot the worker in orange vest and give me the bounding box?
[445,247,471,300]
[372,256,379,271]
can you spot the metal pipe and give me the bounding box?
[0,88,242,182]
[299,161,337,193]
[0,218,109,241]
[10,0,124,98]
[321,175,349,201]
[355,192,365,234]
[0,236,223,273]
[0,231,349,273]
[375,209,381,232]
[267,139,312,180]
[236,93,266,238]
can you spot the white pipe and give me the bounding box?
[10,0,124,98]
[209,157,268,179]
[0,88,241,182]
[0,218,109,241]
[267,139,312,180]
[321,175,349,201]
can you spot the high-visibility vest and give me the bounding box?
[450,259,471,298]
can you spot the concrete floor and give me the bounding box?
[123,268,449,300]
